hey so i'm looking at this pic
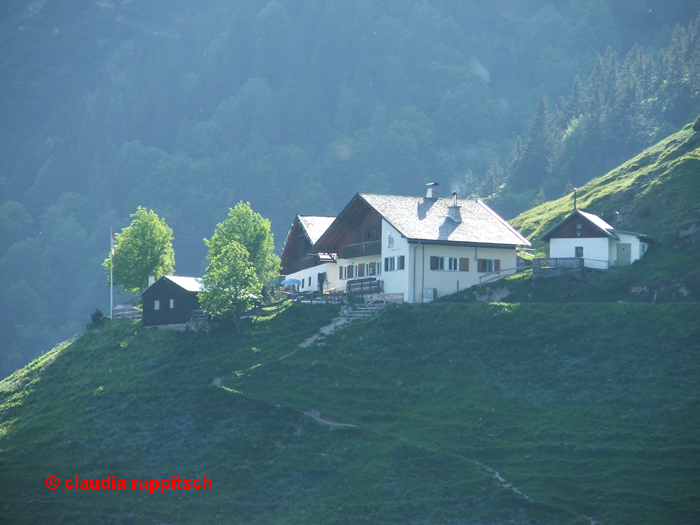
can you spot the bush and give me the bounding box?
[693,115,700,132]
[87,308,105,330]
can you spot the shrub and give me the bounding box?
[87,308,105,329]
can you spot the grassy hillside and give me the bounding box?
[2,125,699,524]
[511,123,700,248]
[1,302,699,524]
[456,123,700,305]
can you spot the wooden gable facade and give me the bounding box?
[541,210,615,241]
[141,276,203,327]
[280,215,335,275]
[314,195,383,259]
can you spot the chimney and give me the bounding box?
[448,192,462,223]
[426,182,440,199]
[148,275,156,287]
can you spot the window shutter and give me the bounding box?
[477,259,484,272]
[347,265,354,279]
[398,255,405,270]
[494,259,500,272]
[358,263,365,277]
[459,258,469,272]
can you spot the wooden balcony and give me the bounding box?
[341,241,381,259]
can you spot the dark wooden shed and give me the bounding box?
[140,276,203,327]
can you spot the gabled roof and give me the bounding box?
[315,193,530,251]
[540,209,652,242]
[280,214,337,274]
[541,210,617,241]
[577,210,616,235]
[297,215,336,244]
[162,276,204,292]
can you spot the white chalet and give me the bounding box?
[541,210,653,269]
[281,183,531,302]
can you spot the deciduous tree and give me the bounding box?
[204,202,279,284]
[198,241,261,332]
[103,207,175,294]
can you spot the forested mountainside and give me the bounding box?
[1,0,699,376]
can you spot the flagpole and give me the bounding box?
[110,227,114,320]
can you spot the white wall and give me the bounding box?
[286,261,338,292]
[404,242,517,303]
[549,238,609,269]
[609,232,646,266]
[380,221,411,300]
[550,235,648,269]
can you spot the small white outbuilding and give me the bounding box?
[541,210,653,269]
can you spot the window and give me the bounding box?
[384,257,395,272]
[376,262,381,275]
[368,262,375,276]
[308,276,312,287]
[432,256,465,271]
[154,300,160,310]
[169,299,175,309]
[358,263,365,277]
[477,259,501,273]
[430,256,444,270]
[575,246,584,257]
[478,259,492,273]
[383,256,404,272]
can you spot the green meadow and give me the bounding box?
[1,300,698,524]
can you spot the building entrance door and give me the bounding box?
[617,243,631,266]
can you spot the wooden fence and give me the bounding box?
[364,293,404,304]
[347,278,383,295]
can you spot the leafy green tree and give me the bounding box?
[103,207,175,294]
[198,241,261,332]
[204,202,279,284]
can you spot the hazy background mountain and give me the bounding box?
[1,0,699,377]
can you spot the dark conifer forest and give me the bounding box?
[1,0,699,376]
